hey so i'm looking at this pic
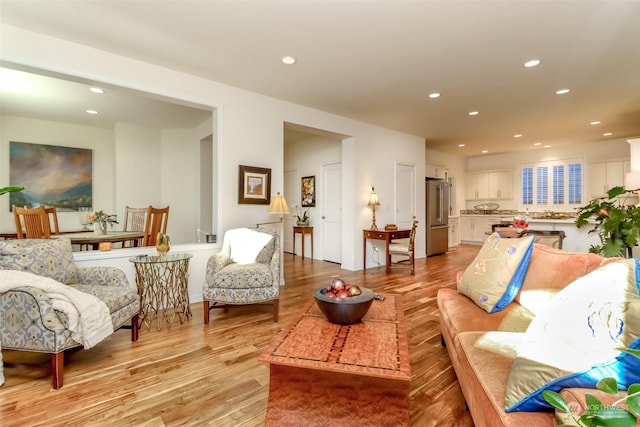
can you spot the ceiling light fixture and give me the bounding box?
[543,145,552,148]
[428,92,441,99]
[524,59,541,68]
[457,144,465,147]
[281,56,296,65]
[533,142,542,146]
[89,87,104,94]
[603,132,613,137]
[86,109,98,115]
[481,150,488,154]
[468,111,479,116]
[513,134,523,138]
[555,89,570,95]
[590,121,601,125]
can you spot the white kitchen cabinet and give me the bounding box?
[589,161,630,198]
[464,173,489,200]
[426,163,447,180]
[448,217,459,249]
[464,170,512,200]
[460,215,501,243]
[488,171,513,199]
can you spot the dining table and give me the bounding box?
[54,230,145,250]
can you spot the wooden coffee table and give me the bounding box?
[259,294,410,426]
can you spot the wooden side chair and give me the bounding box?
[519,229,566,250]
[13,205,52,239]
[388,217,419,274]
[142,205,170,246]
[43,206,60,235]
[123,206,147,247]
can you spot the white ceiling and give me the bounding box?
[1,0,639,157]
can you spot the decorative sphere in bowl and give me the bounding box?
[313,286,375,325]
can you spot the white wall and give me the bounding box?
[1,24,425,271]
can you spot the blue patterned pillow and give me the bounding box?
[0,238,78,284]
[457,232,535,313]
[505,258,640,412]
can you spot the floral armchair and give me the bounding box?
[0,238,140,389]
[203,227,280,323]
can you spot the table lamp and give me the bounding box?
[258,192,290,226]
[368,187,380,230]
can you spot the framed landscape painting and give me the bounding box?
[9,141,92,211]
[238,165,271,205]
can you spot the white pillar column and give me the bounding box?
[627,138,640,171]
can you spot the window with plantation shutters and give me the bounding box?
[521,159,583,210]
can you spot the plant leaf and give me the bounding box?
[597,377,619,395]
[626,384,640,417]
[0,186,24,195]
[542,390,573,413]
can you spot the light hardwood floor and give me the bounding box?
[0,245,480,427]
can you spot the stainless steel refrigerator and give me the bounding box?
[426,178,449,256]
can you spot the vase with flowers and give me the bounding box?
[295,204,310,226]
[88,210,119,235]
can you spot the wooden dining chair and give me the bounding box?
[43,206,60,235]
[13,205,52,239]
[388,217,419,274]
[123,206,147,247]
[142,205,170,246]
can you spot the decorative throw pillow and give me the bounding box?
[224,228,274,265]
[457,232,535,313]
[255,236,275,264]
[0,238,78,284]
[505,258,640,412]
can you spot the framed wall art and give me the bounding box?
[301,175,316,207]
[238,165,271,205]
[9,141,93,211]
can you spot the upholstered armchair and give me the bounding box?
[0,238,140,389]
[203,227,280,323]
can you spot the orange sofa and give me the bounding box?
[437,243,618,426]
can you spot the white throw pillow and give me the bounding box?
[223,228,274,265]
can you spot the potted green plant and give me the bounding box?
[543,348,640,427]
[0,186,24,196]
[575,186,640,258]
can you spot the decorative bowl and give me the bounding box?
[313,286,375,325]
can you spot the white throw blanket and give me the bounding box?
[0,270,114,349]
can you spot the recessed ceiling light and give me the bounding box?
[543,145,552,148]
[86,109,98,115]
[481,150,488,154]
[281,56,296,65]
[457,144,465,147]
[555,89,570,95]
[533,142,542,146]
[468,111,479,116]
[428,92,441,99]
[89,87,104,94]
[603,132,613,137]
[590,121,601,125]
[513,134,523,138]
[524,59,541,68]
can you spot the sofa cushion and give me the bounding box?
[516,244,613,316]
[0,238,78,285]
[505,259,640,412]
[457,232,535,313]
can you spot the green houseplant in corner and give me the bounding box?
[0,186,24,196]
[575,186,640,258]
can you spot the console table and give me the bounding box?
[363,229,410,273]
[129,253,193,330]
[293,225,313,260]
[259,294,410,426]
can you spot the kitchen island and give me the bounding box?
[459,214,600,253]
